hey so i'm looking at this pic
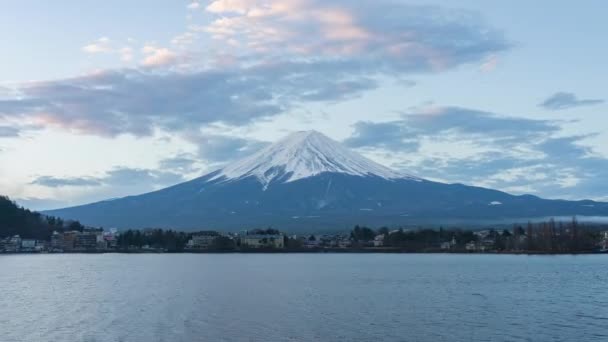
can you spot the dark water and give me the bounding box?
[1,254,607,342]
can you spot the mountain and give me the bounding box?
[44,130,608,231]
[208,129,415,187]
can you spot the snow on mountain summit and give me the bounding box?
[211,130,418,186]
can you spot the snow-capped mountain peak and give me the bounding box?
[210,130,418,186]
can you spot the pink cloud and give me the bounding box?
[206,0,252,14]
[141,46,178,67]
[82,37,113,53]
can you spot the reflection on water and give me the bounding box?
[1,254,607,342]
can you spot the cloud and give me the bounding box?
[103,167,184,186]
[171,32,196,47]
[345,106,608,200]
[194,134,269,163]
[2,2,508,140]
[0,86,12,98]
[31,167,185,189]
[344,121,419,151]
[119,47,134,62]
[159,154,200,173]
[187,2,200,10]
[25,135,270,209]
[141,46,178,67]
[0,126,21,138]
[298,78,378,102]
[0,69,283,136]
[538,135,593,160]
[540,92,604,111]
[82,37,113,53]
[345,106,557,151]
[26,167,188,210]
[158,135,269,174]
[82,37,139,64]
[203,0,509,73]
[31,176,102,187]
[399,107,558,143]
[469,136,608,199]
[0,61,388,137]
[0,123,42,138]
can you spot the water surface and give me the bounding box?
[1,254,606,342]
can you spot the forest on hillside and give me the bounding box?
[0,196,84,240]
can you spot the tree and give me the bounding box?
[67,221,85,232]
[510,225,524,251]
[526,221,534,251]
[285,236,303,249]
[250,228,281,235]
[377,227,389,236]
[211,236,236,251]
[350,225,375,242]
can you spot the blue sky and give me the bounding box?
[0,0,606,210]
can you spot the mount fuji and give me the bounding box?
[45,130,608,231]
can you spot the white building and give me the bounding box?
[187,233,220,249]
[465,241,477,251]
[6,235,22,252]
[442,236,457,250]
[373,234,385,247]
[21,239,36,250]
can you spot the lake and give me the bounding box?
[1,254,607,342]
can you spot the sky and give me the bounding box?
[0,0,606,210]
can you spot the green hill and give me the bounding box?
[0,196,83,240]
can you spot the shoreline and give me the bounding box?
[2,248,605,255]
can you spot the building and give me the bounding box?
[1,235,21,252]
[21,239,36,251]
[50,231,63,251]
[34,240,47,252]
[95,231,107,249]
[7,235,22,252]
[187,232,220,249]
[599,231,608,251]
[338,237,352,248]
[441,237,457,250]
[103,230,118,249]
[74,232,98,250]
[373,234,385,247]
[240,234,284,249]
[61,231,78,251]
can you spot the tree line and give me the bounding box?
[349,218,605,253]
[0,195,86,240]
[116,229,192,252]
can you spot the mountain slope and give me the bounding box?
[44,131,608,231]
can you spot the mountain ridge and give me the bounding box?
[44,130,608,231]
